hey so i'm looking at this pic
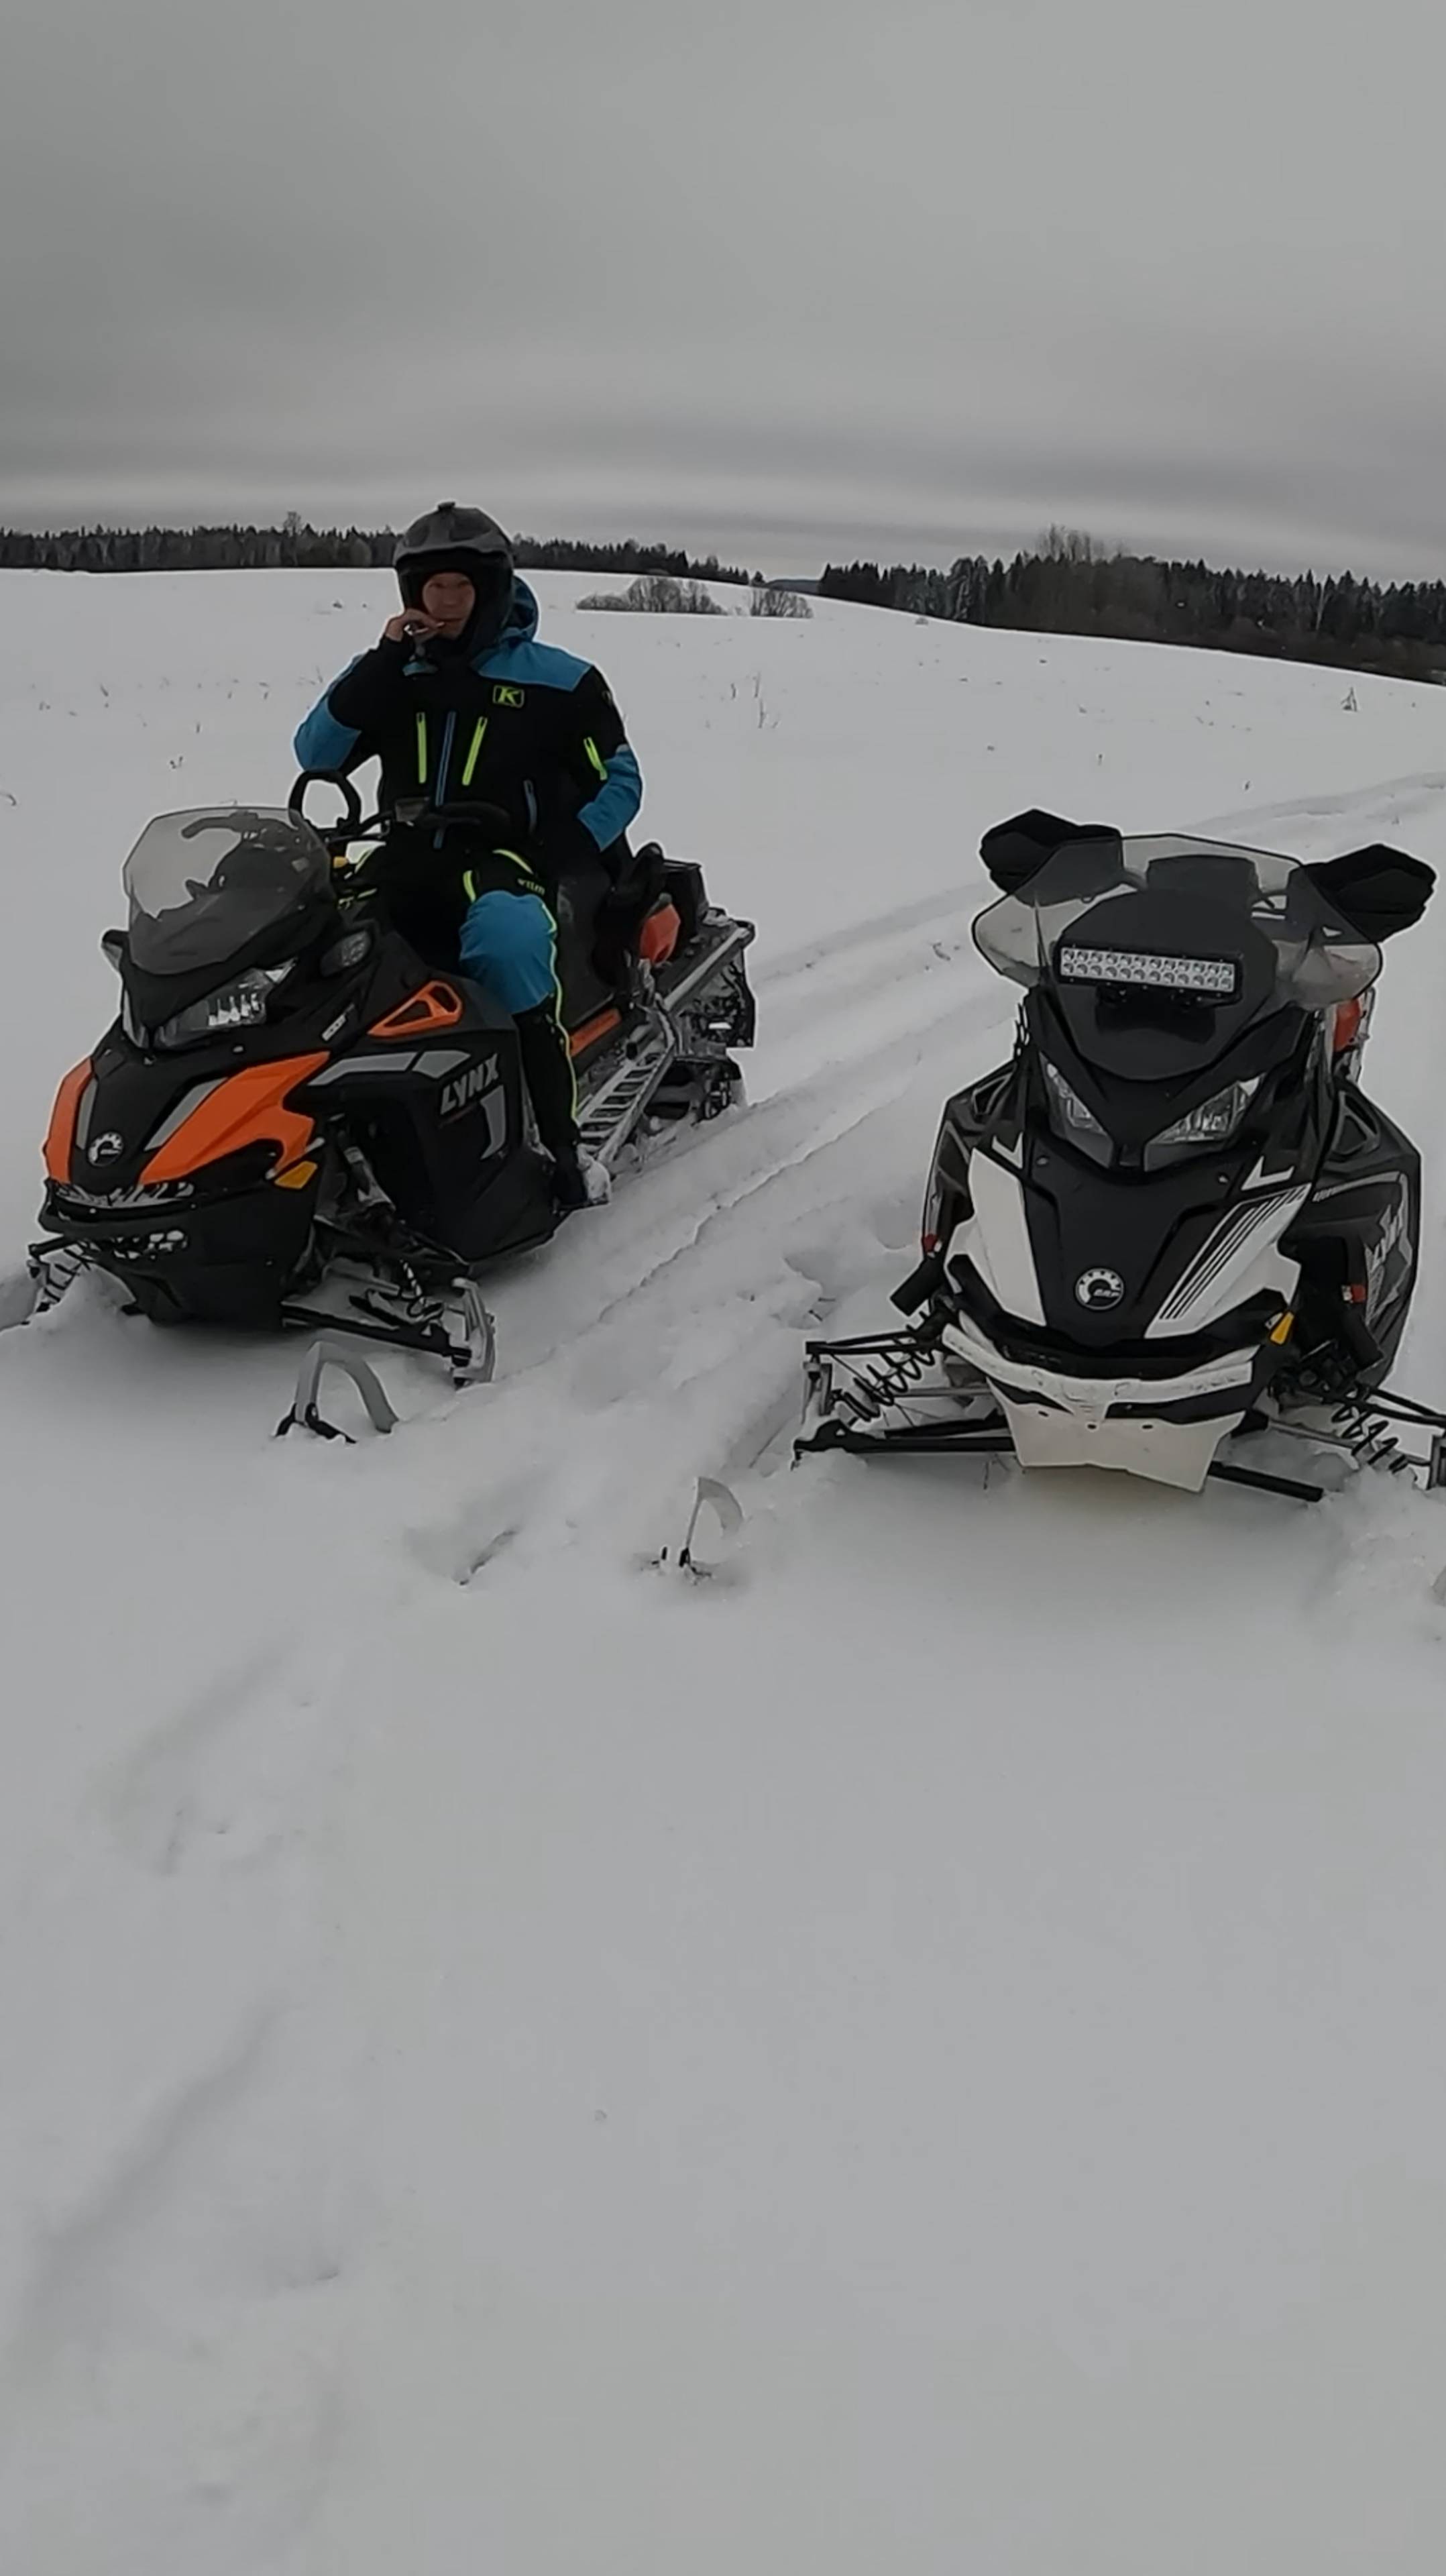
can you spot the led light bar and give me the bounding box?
[1058,945,1238,998]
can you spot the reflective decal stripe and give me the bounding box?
[543,907,575,1114]
[461,717,488,787]
[415,711,429,784]
[437,709,457,806]
[463,851,546,903]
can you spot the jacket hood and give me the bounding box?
[496,577,540,647]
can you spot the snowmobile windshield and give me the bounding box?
[123,808,333,974]
[975,833,1382,1018]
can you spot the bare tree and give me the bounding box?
[578,573,726,614]
[751,584,813,619]
[1038,525,1103,565]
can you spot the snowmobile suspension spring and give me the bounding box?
[1330,1403,1416,1479]
[836,1337,942,1427]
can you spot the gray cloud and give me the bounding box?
[3,0,1446,579]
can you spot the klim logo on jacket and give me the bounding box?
[493,685,526,708]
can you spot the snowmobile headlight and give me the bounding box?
[153,962,294,1050]
[1042,1059,1106,1138]
[1151,1076,1260,1149]
[1059,945,1239,998]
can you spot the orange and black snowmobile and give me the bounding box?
[30,778,755,1385]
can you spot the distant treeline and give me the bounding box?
[8,515,1444,683]
[0,519,759,584]
[820,528,1446,683]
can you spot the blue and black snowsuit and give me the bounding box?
[294,580,643,1157]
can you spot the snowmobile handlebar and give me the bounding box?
[286,773,514,856]
[288,771,364,836]
[388,797,516,841]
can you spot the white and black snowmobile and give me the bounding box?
[799,814,1446,1503]
[22,777,755,1417]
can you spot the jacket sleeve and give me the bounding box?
[566,665,643,852]
[292,637,410,773]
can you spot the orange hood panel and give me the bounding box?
[141,1053,329,1185]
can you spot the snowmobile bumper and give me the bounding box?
[938,1313,1260,1491]
[39,1158,320,1328]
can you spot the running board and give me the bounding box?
[576,918,753,1166]
[576,1021,680,1163]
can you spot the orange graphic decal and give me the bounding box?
[370,981,464,1038]
[1332,996,1364,1056]
[638,901,682,967]
[140,1055,328,1185]
[569,1006,622,1059]
[43,1058,93,1182]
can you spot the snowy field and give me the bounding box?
[3,568,1446,2573]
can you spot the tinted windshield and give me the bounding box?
[123,807,331,973]
[975,833,1382,1014]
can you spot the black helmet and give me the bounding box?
[394,502,514,649]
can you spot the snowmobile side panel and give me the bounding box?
[958,1152,1046,1324]
[1143,1186,1309,1335]
[43,1058,93,1183]
[141,1053,329,1184]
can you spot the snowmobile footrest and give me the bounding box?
[1207,1458,1323,1505]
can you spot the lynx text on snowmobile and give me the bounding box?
[799,825,1446,1503]
[25,780,755,1393]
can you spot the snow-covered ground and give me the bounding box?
[3,570,1446,2573]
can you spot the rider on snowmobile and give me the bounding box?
[293,503,644,1209]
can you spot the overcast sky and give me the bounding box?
[3,0,1444,580]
